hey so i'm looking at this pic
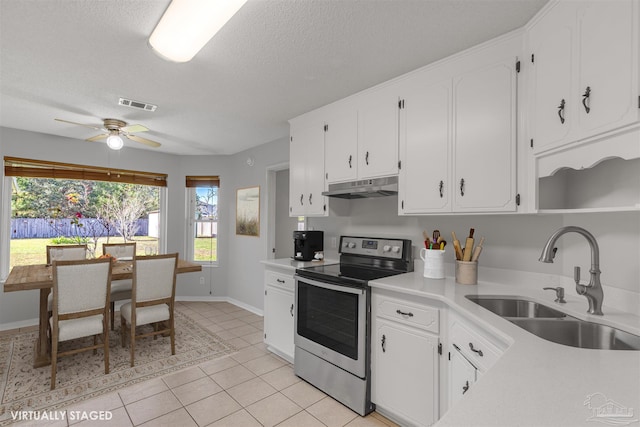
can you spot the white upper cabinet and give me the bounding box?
[528,0,639,154]
[398,75,451,214]
[398,33,520,214]
[324,106,358,183]
[357,85,400,179]
[289,116,328,217]
[452,58,517,212]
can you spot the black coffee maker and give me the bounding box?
[293,231,324,261]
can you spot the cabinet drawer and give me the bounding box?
[265,271,294,291]
[376,296,439,334]
[450,320,501,372]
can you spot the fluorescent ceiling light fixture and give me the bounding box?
[106,133,124,150]
[149,0,248,63]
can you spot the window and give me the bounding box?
[186,176,219,264]
[3,157,166,275]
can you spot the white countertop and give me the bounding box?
[369,266,640,427]
[260,258,338,272]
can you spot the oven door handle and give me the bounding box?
[295,276,365,295]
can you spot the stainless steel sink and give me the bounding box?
[466,295,568,318]
[466,295,640,350]
[510,318,640,351]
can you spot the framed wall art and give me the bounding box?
[236,186,260,237]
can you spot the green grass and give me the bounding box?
[9,236,217,268]
[9,236,159,269]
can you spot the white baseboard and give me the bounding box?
[0,317,38,332]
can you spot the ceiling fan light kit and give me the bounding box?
[148,0,248,63]
[106,133,124,150]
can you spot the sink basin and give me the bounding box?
[466,295,568,318]
[511,318,640,351]
[466,295,640,350]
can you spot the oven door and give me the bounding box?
[294,276,367,378]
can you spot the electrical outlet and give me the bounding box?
[199,277,205,285]
[331,237,337,248]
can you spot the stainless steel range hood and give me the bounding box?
[322,176,398,199]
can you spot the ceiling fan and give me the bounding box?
[54,118,161,150]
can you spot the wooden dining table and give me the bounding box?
[4,258,202,368]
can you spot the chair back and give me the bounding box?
[133,253,178,304]
[102,242,136,259]
[47,244,88,264]
[52,258,112,316]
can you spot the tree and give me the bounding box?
[100,185,156,241]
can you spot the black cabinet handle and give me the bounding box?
[348,155,352,168]
[439,180,444,198]
[582,86,591,114]
[557,99,566,124]
[381,334,386,353]
[396,309,414,317]
[290,304,294,317]
[462,381,470,394]
[308,193,313,205]
[300,194,304,205]
[365,151,370,165]
[459,178,465,197]
[276,279,285,284]
[469,342,483,357]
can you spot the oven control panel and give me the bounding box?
[340,236,407,259]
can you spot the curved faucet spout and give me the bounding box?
[538,226,603,315]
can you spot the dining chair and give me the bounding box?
[49,257,112,390]
[120,253,178,367]
[46,244,88,312]
[102,242,136,330]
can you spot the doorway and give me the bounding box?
[266,164,299,260]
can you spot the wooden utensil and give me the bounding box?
[462,228,475,261]
[471,237,485,262]
[451,231,463,260]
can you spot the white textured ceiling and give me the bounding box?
[0,0,547,156]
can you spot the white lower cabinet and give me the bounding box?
[372,290,440,427]
[263,267,295,362]
[446,311,506,410]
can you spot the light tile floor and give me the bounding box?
[14,301,399,427]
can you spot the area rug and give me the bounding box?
[0,309,237,425]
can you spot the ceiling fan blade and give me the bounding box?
[120,124,148,133]
[55,118,105,132]
[86,134,109,142]
[125,134,161,148]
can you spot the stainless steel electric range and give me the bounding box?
[294,236,414,416]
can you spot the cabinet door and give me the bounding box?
[289,130,306,216]
[289,119,327,217]
[373,319,438,426]
[399,77,451,214]
[325,109,358,183]
[264,285,295,361]
[453,60,517,211]
[448,347,477,409]
[358,87,400,179]
[528,1,574,153]
[576,0,638,136]
[305,125,327,216]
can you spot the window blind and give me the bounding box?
[185,176,220,188]
[4,156,167,187]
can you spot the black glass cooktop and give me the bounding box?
[296,263,403,287]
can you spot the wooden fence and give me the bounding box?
[10,218,149,239]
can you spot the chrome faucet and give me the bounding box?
[539,226,604,315]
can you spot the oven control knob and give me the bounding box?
[391,246,400,253]
[348,242,356,249]
[383,245,391,252]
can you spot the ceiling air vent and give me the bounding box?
[118,98,157,112]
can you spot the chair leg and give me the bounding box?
[93,335,98,355]
[130,323,136,367]
[104,321,110,374]
[120,316,126,348]
[110,302,115,331]
[50,338,58,390]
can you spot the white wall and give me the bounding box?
[310,197,640,312]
